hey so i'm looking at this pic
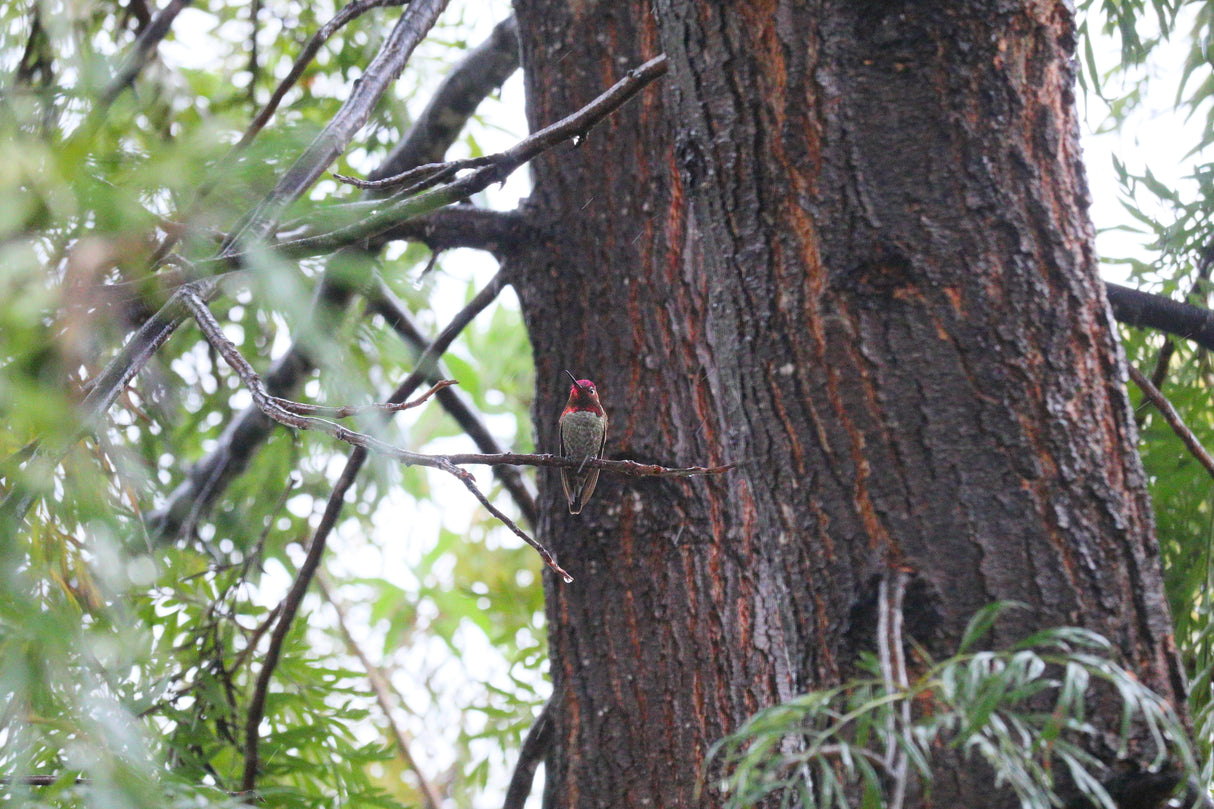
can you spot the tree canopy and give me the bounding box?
[4,1,1214,808]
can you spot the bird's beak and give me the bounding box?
[564,369,581,388]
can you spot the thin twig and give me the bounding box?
[1128,364,1214,482]
[336,52,666,193]
[373,16,520,178]
[442,459,572,582]
[335,155,491,191]
[270,379,456,418]
[235,0,410,153]
[441,452,735,478]
[317,572,441,809]
[370,284,537,525]
[180,289,449,466]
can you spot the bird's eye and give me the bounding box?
[588,386,595,393]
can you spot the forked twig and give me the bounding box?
[182,285,727,579]
[269,379,456,418]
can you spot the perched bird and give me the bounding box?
[559,370,608,514]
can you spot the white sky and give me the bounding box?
[1083,8,1207,286]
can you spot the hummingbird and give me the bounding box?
[559,370,608,514]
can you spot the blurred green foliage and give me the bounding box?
[0,1,540,807]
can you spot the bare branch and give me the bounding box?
[353,53,668,191]
[270,379,456,418]
[441,452,735,478]
[370,284,538,525]
[281,54,670,255]
[1107,281,1214,353]
[98,0,193,109]
[444,460,572,581]
[170,299,735,493]
[1127,364,1214,483]
[240,443,362,794]
[234,0,411,153]
[374,16,520,177]
[386,207,531,255]
[335,156,488,192]
[180,289,445,465]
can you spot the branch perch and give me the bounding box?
[181,290,573,580]
[269,379,456,419]
[180,285,731,580]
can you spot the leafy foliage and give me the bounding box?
[0,0,541,807]
[708,604,1196,809]
[5,0,1214,807]
[1077,1,1214,795]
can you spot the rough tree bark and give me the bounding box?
[507,1,1188,807]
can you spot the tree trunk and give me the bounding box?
[507,1,1188,807]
